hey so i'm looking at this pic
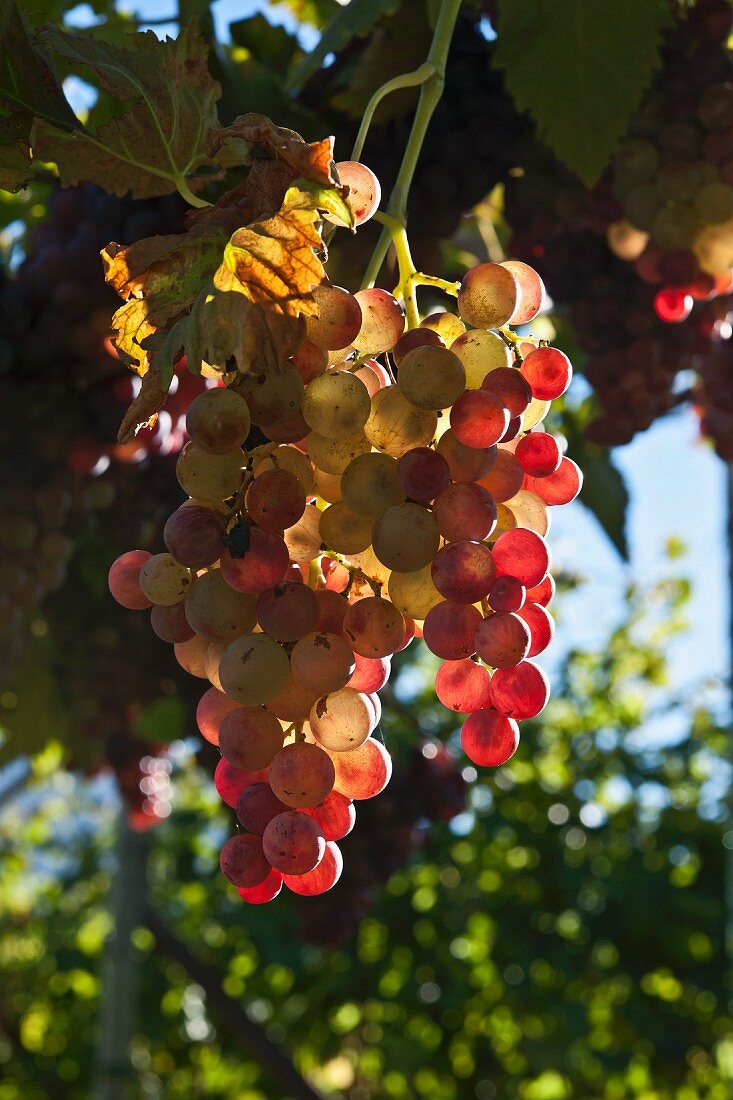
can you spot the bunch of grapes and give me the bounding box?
[109,155,581,901]
[296,741,467,946]
[0,184,207,679]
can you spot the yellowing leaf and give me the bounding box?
[208,112,336,185]
[33,21,221,198]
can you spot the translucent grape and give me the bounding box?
[139,553,192,606]
[354,289,405,355]
[331,737,392,799]
[176,443,243,504]
[108,549,153,610]
[461,709,520,767]
[490,660,550,719]
[253,446,316,503]
[520,346,573,401]
[319,501,373,555]
[504,490,550,537]
[315,588,349,634]
[196,687,241,746]
[522,397,552,431]
[478,449,524,502]
[526,574,555,607]
[372,503,440,572]
[336,160,381,224]
[219,706,285,770]
[290,339,328,384]
[341,452,404,516]
[397,346,466,410]
[301,790,355,841]
[220,834,270,888]
[263,810,326,874]
[431,541,496,603]
[423,601,482,660]
[214,758,268,807]
[302,370,371,438]
[269,743,335,808]
[347,653,391,693]
[186,388,250,454]
[342,596,405,658]
[256,581,319,642]
[353,359,391,397]
[480,367,533,417]
[308,430,370,474]
[310,688,375,751]
[305,284,363,350]
[395,447,450,501]
[290,631,356,694]
[313,467,342,503]
[433,482,497,542]
[501,260,545,324]
[388,564,443,619]
[185,569,257,641]
[488,575,526,613]
[451,330,512,388]
[238,363,303,425]
[492,528,550,588]
[265,673,320,722]
[163,504,225,569]
[259,409,309,444]
[457,262,519,328]
[283,840,343,894]
[437,430,496,482]
[220,529,290,594]
[474,611,531,668]
[421,311,466,343]
[450,390,509,449]
[526,457,583,505]
[205,639,227,690]
[392,327,445,366]
[150,602,195,643]
[365,386,437,458]
[174,633,210,678]
[237,867,284,904]
[435,658,493,712]
[284,504,323,562]
[218,633,291,706]
[246,468,305,531]
[517,602,555,657]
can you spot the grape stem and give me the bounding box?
[175,176,212,209]
[361,0,463,292]
[350,63,436,164]
[373,211,460,328]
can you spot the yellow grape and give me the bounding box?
[364,386,437,458]
[372,503,440,572]
[176,443,243,504]
[397,346,466,410]
[340,452,404,517]
[319,502,373,555]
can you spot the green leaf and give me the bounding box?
[33,21,221,198]
[278,0,340,28]
[133,696,186,744]
[0,0,77,130]
[229,13,299,72]
[493,0,672,186]
[286,0,404,94]
[576,441,629,559]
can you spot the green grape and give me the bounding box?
[176,443,243,504]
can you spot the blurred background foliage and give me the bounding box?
[0,0,732,1097]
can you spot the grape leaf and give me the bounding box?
[278,0,340,28]
[493,0,671,187]
[229,13,299,72]
[208,112,336,184]
[33,21,221,198]
[0,0,77,129]
[286,0,404,94]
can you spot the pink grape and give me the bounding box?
[492,528,550,588]
[515,433,562,477]
[290,631,356,694]
[214,759,268,808]
[398,615,417,651]
[526,574,555,607]
[236,783,288,834]
[150,602,195,643]
[457,262,519,328]
[263,811,326,875]
[480,367,533,418]
[108,549,153,610]
[490,660,550,719]
[437,430,497,482]
[315,589,349,634]
[474,612,531,668]
[219,834,270,888]
[268,742,336,807]
[450,389,510,449]
[219,707,285,770]
[196,687,241,746]
[238,866,283,904]
[501,260,545,324]
[265,674,319,722]
[461,709,520,766]
[526,457,583,505]
[488,575,526,613]
[479,449,524,502]
[306,284,363,350]
[220,530,290,595]
[431,541,496,603]
[435,659,493,712]
[433,482,498,542]
[331,738,392,799]
[246,468,305,531]
[256,582,319,642]
[163,504,225,569]
[342,596,405,658]
[396,447,451,501]
[290,339,328,383]
[500,417,523,444]
[260,410,310,444]
[302,791,356,841]
[347,653,391,693]
[423,601,482,659]
[284,840,343,895]
[517,602,555,657]
[392,327,444,366]
[336,160,381,224]
[354,359,391,397]
[354,288,405,355]
[520,346,573,400]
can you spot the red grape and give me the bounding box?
[461,709,520,766]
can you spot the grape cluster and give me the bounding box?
[109,159,581,901]
[0,184,206,679]
[296,741,467,946]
